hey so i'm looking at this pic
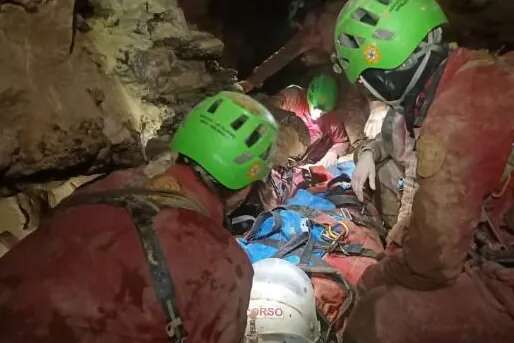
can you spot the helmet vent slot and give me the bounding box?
[246,125,264,147]
[207,99,223,113]
[373,29,395,40]
[339,57,350,68]
[260,145,272,160]
[376,0,391,5]
[338,32,364,49]
[353,8,379,26]
[234,152,253,164]
[231,115,249,130]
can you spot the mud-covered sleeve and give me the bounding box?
[354,133,390,164]
[385,52,514,289]
[338,89,370,148]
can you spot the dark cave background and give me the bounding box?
[179,0,514,93]
[179,0,327,93]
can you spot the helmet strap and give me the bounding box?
[180,156,225,196]
[360,28,446,110]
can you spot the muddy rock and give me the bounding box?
[0,0,235,187]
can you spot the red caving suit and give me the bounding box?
[345,48,514,343]
[0,164,253,343]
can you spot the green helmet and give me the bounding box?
[170,91,278,190]
[307,74,339,114]
[334,0,448,83]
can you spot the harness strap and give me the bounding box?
[299,264,355,342]
[60,188,207,215]
[231,215,256,226]
[59,189,204,342]
[325,194,364,209]
[413,58,448,128]
[273,232,310,259]
[244,209,285,241]
[271,168,295,204]
[325,187,388,240]
[326,173,351,189]
[336,243,378,259]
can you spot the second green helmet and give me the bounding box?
[170,91,278,190]
[307,74,339,115]
[334,0,448,83]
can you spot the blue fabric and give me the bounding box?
[328,160,355,181]
[287,189,336,211]
[239,162,357,265]
[238,189,342,265]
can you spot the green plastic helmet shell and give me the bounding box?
[170,91,279,190]
[307,74,339,114]
[334,0,448,83]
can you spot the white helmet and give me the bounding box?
[244,258,321,343]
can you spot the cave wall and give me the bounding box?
[0,0,235,192]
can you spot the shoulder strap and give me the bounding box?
[59,188,208,216]
[414,59,448,128]
[58,189,204,342]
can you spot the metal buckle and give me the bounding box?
[166,317,185,342]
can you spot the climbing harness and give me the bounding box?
[60,188,207,342]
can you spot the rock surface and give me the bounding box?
[441,0,514,50]
[0,0,235,192]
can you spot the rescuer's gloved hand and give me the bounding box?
[352,151,376,202]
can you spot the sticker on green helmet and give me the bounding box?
[334,0,448,83]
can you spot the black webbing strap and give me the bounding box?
[326,173,351,189]
[299,264,355,342]
[272,232,310,259]
[337,243,378,259]
[126,196,185,342]
[299,220,317,266]
[59,191,198,342]
[325,194,364,209]
[244,208,285,241]
[414,58,448,128]
[325,187,389,240]
[231,215,256,227]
